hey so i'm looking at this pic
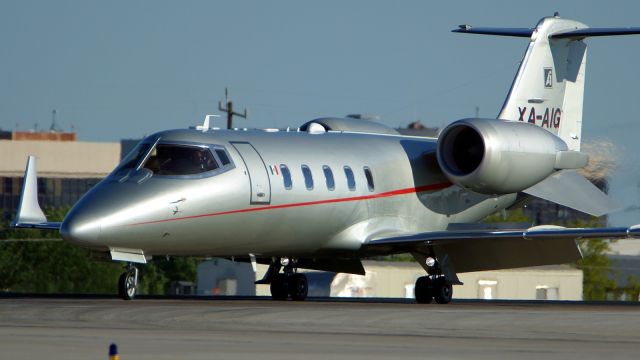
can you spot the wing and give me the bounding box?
[362,225,640,274]
[11,222,62,230]
[366,225,640,247]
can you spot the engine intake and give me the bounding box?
[440,125,485,176]
[437,118,570,194]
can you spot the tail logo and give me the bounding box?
[544,68,553,88]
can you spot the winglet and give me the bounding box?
[12,156,48,226]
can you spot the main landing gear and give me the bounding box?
[270,273,308,301]
[260,258,308,301]
[414,275,453,304]
[414,255,454,304]
[118,264,139,300]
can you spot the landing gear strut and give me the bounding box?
[118,264,138,300]
[263,258,308,301]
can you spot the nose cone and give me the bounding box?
[60,210,102,248]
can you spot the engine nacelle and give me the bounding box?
[436,118,571,194]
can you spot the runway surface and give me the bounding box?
[1,296,639,360]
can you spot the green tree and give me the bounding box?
[0,241,123,293]
[1,207,201,295]
[568,217,615,301]
[482,208,531,225]
[623,275,640,301]
[0,207,127,294]
[139,257,200,294]
[575,238,615,300]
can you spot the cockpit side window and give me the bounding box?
[215,149,231,166]
[142,144,219,176]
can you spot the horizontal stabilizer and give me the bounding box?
[452,26,533,37]
[552,27,640,39]
[453,25,640,39]
[523,170,618,216]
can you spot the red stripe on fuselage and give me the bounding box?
[129,182,452,226]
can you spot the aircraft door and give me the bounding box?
[230,142,271,204]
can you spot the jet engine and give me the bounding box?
[436,118,585,194]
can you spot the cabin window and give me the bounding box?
[302,165,313,190]
[323,165,335,191]
[364,166,374,191]
[215,149,231,166]
[142,144,219,175]
[280,164,292,190]
[344,166,356,191]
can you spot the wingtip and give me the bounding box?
[13,155,48,226]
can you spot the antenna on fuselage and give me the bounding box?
[194,114,220,132]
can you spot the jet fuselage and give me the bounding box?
[60,127,516,258]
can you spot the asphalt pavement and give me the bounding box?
[0,296,638,360]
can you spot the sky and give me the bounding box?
[1,0,640,226]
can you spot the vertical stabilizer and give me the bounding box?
[497,16,588,151]
[454,16,640,152]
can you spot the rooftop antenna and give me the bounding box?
[49,109,61,132]
[218,88,248,129]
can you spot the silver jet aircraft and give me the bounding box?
[12,15,640,303]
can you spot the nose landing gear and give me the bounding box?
[118,264,139,300]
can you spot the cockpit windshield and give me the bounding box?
[115,142,153,173]
[141,144,219,175]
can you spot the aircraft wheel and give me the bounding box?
[288,274,308,301]
[270,274,289,300]
[433,277,453,304]
[118,268,137,301]
[414,276,433,304]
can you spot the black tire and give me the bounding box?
[414,276,433,304]
[433,277,453,304]
[118,271,136,300]
[118,273,126,299]
[288,274,308,301]
[270,275,289,300]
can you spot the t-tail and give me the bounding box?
[436,15,640,216]
[454,14,640,151]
